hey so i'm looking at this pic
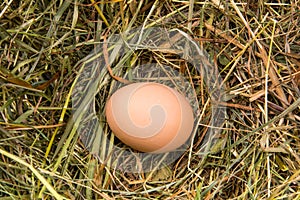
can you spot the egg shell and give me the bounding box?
[105,82,194,153]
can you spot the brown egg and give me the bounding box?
[105,82,194,153]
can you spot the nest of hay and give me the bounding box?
[0,0,299,199]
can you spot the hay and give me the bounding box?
[0,0,299,199]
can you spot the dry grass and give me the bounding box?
[0,0,300,199]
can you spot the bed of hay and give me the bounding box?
[0,0,299,199]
